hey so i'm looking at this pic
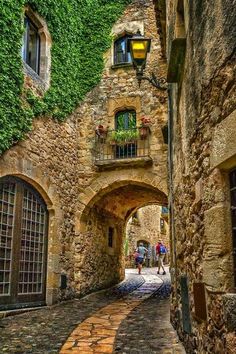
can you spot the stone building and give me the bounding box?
[161,0,236,352]
[1,1,235,352]
[0,0,168,311]
[125,205,169,267]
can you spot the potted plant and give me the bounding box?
[139,116,151,139]
[95,125,108,140]
[110,129,139,145]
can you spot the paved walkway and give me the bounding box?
[0,268,186,354]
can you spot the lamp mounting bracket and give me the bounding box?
[137,71,167,90]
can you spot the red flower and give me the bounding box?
[141,116,151,126]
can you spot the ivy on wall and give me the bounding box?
[0,0,131,154]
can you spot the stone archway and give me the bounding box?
[74,172,167,297]
[75,171,167,228]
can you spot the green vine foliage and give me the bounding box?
[0,0,132,154]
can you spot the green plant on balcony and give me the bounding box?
[110,129,139,145]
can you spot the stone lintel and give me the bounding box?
[94,156,153,171]
[211,109,236,170]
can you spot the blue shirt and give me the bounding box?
[136,246,148,258]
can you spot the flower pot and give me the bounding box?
[96,125,108,140]
[139,126,150,139]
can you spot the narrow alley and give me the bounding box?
[1,0,236,352]
[0,268,185,354]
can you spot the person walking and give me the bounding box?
[156,240,166,275]
[135,242,148,275]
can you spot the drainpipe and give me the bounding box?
[168,84,177,288]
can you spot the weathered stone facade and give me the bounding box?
[0,0,168,310]
[125,205,169,267]
[163,0,236,352]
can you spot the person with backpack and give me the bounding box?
[156,240,167,275]
[135,242,148,275]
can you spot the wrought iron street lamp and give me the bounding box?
[127,30,167,90]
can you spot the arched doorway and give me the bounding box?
[0,176,48,310]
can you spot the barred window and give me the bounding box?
[0,176,48,310]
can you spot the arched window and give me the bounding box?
[115,110,136,130]
[22,16,41,74]
[0,176,48,310]
[114,110,137,158]
[114,34,132,65]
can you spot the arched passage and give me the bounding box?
[74,176,167,296]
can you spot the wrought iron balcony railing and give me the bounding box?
[94,127,151,163]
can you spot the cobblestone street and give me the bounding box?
[0,267,185,354]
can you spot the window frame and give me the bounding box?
[115,110,136,130]
[22,15,41,75]
[114,34,132,65]
[114,110,137,159]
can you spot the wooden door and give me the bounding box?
[0,176,48,310]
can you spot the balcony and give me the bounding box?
[94,127,152,170]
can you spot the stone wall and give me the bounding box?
[165,0,236,352]
[0,0,168,308]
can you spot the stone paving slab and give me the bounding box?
[114,281,185,354]
[0,268,186,354]
[0,273,144,353]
